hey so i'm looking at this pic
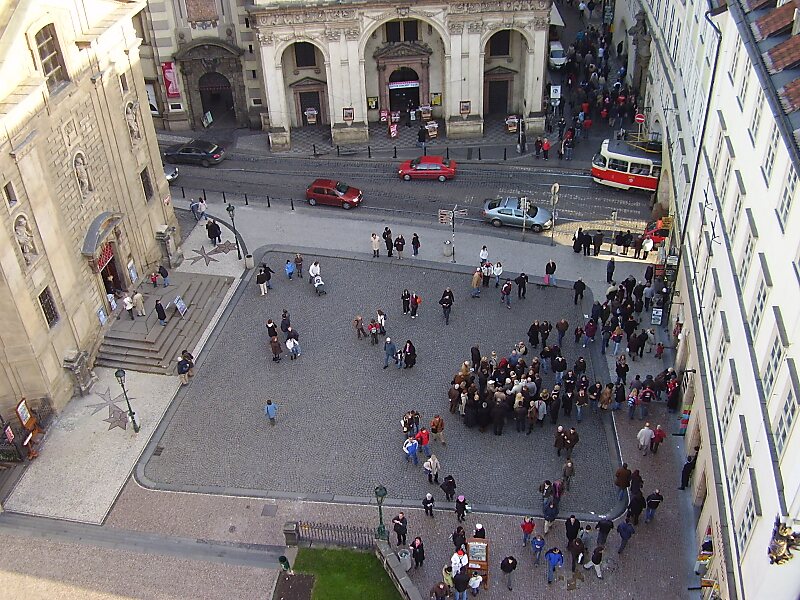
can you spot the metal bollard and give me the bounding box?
[244,193,248,206]
[312,144,316,155]
[424,145,427,156]
[181,187,185,198]
[337,145,340,156]
[267,195,271,208]
[446,147,450,160]
[504,148,507,161]
[203,189,207,201]
[478,148,482,161]
[290,198,295,211]
[393,146,397,159]
[368,145,372,158]
[222,191,227,203]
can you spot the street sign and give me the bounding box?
[550,85,561,100]
[635,113,646,124]
[454,209,468,216]
[438,210,453,224]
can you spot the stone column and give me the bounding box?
[331,36,369,144]
[258,36,291,150]
[447,25,482,139]
[527,29,547,115]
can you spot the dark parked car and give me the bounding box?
[163,140,225,167]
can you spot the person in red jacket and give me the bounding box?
[415,427,431,457]
[542,138,551,160]
[520,516,536,547]
[650,424,667,454]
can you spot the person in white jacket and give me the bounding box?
[479,245,489,265]
[492,262,504,287]
[451,549,468,575]
[636,423,655,456]
[308,261,320,284]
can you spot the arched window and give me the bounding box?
[35,24,68,92]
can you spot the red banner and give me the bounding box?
[161,62,180,98]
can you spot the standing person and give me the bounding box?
[423,453,440,483]
[479,245,489,265]
[284,259,296,280]
[415,427,431,456]
[542,138,551,160]
[269,336,283,362]
[645,489,664,523]
[158,265,170,287]
[410,292,421,319]
[352,314,367,339]
[368,319,380,344]
[521,516,536,547]
[394,235,406,259]
[308,261,321,284]
[383,227,394,257]
[544,548,564,584]
[593,231,604,256]
[293,253,304,277]
[492,261,504,287]
[383,337,396,369]
[286,332,301,360]
[468,571,482,596]
[567,536,586,572]
[642,236,654,260]
[392,512,408,546]
[155,299,167,326]
[607,256,615,283]
[562,460,575,491]
[470,268,482,298]
[377,310,387,335]
[403,435,419,465]
[441,475,457,501]
[515,272,529,299]
[615,462,632,500]
[545,260,557,286]
[616,518,635,554]
[431,414,446,445]
[431,582,449,600]
[122,295,135,320]
[132,291,145,317]
[439,288,454,325]
[371,233,381,257]
[565,515,581,545]
[256,268,269,296]
[402,289,411,315]
[411,233,421,256]
[500,279,513,309]
[455,495,468,522]
[583,545,604,578]
[573,278,586,304]
[499,556,518,591]
[452,566,469,600]
[531,534,546,564]
[679,450,699,489]
[481,262,492,287]
[264,399,277,425]
[555,318,569,347]
[637,422,655,455]
[410,537,425,568]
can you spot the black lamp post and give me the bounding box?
[374,485,388,541]
[225,203,242,260]
[114,369,140,433]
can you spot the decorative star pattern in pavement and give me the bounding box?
[86,387,122,416]
[209,240,237,255]
[103,405,129,430]
[187,245,219,266]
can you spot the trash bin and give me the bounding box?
[396,548,413,572]
[245,254,255,269]
[443,240,453,257]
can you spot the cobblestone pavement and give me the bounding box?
[142,251,619,517]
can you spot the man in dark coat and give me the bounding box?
[470,345,481,370]
[573,278,587,305]
[491,400,507,435]
[515,272,529,299]
[155,300,167,326]
[382,227,393,257]
[592,230,604,255]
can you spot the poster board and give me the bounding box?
[466,538,489,589]
[16,398,34,430]
[174,295,188,317]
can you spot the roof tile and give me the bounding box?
[765,34,800,72]
[779,78,800,112]
[752,0,799,40]
[743,0,776,12]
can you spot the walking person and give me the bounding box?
[177,355,191,385]
[644,489,664,523]
[563,460,575,491]
[596,518,614,546]
[567,536,586,572]
[455,495,468,522]
[545,260,557,286]
[256,268,269,296]
[651,424,667,453]
[158,265,170,287]
[155,299,167,326]
[500,279,512,309]
[441,474,457,501]
[353,314,367,339]
[284,259,296,280]
[637,422,655,455]
[439,288,454,325]
[371,233,381,257]
[543,500,559,534]
[499,556,518,591]
[410,537,425,568]
[515,272,529,299]
[383,337,396,369]
[606,256,615,283]
[627,491,646,525]
[542,138,551,160]
[293,253,303,277]
[521,516,536,547]
[206,220,222,245]
[583,545,604,578]
[470,268,482,298]
[544,547,563,584]
[431,414,446,445]
[392,512,408,546]
[492,261,504,287]
[479,245,489,265]
[423,454,440,483]
[573,278,586,304]
[269,336,283,362]
[132,291,145,316]
[122,295,135,320]
[264,399,277,425]
[531,534,546,564]
[616,518,635,554]
[412,233,421,256]
[308,261,321,284]
[615,462,632,500]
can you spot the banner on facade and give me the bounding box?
[388,80,420,89]
[161,62,180,98]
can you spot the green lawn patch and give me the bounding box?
[293,547,402,600]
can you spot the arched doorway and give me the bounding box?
[199,72,235,126]
[280,41,330,128]
[388,67,420,112]
[482,30,529,116]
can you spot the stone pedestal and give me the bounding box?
[62,350,98,396]
[524,115,547,135]
[260,112,271,131]
[445,116,483,140]
[269,127,291,151]
[155,226,184,268]
[331,122,369,146]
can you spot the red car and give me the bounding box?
[398,156,457,182]
[305,179,363,209]
[643,219,671,244]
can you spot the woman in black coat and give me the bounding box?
[403,341,416,368]
[451,526,467,551]
[441,475,457,502]
[410,537,425,568]
[528,321,540,348]
[401,289,411,315]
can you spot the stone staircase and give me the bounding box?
[94,273,235,375]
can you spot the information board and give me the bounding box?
[174,295,188,317]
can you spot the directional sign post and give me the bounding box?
[550,183,560,247]
[440,206,468,263]
[520,196,531,237]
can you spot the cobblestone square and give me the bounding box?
[143,251,618,515]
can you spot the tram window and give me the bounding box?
[630,162,649,175]
[592,154,607,168]
[608,158,629,172]
[651,166,662,178]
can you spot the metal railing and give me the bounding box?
[297,521,377,549]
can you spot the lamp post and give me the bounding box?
[226,203,242,260]
[374,484,388,541]
[114,369,140,433]
[550,182,560,247]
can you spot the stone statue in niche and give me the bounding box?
[74,153,93,197]
[125,102,142,141]
[14,215,37,265]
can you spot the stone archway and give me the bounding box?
[374,41,433,114]
[199,72,235,126]
[174,38,247,129]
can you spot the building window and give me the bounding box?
[775,389,798,455]
[763,125,778,183]
[762,334,785,397]
[139,168,153,201]
[778,166,797,227]
[729,38,741,83]
[672,21,682,60]
[738,494,757,554]
[721,387,736,436]
[718,153,732,203]
[403,20,419,42]
[749,89,763,144]
[750,278,767,335]
[119,72,129,93]
[730,442,747,493]
[385,21,401,42]
[251,70,257,79]
[729,191,743,242]
[489,30,511,57]
[712,133,724,173]
[713,333,729,379]
[35,25,68,93]
[3,181,17,207]
[738,232,754,281]
[294,42,316,68]
[38,287,59,328]
[737,69,750,110]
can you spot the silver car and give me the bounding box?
[481,196,553,232]
[163,164,179,183]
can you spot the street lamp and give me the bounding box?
[225,203,242,260]
[114,369,140,433]
[550,182,560,247]
[374,484,388,541]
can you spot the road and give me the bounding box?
[167,154,652,239]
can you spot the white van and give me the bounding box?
[548,41,567,70]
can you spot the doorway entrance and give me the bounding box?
[99,242,124,301]
[388,68,420,112]
[299,91,322,126]
[199,72,235,126]
[486,80,510,114]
